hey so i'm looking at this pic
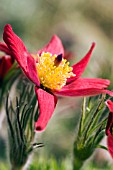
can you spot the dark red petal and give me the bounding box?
[35,87,57,131]
[105,100,113,112]
[0,55,13,79]
[105,100,113,136]
[55,78,113,96]
[3,24,40,86]
[67,43,95,84]
[107,134,113,158]
[38,35,64,56]
[0,42,11,55]
[105,112,113,136]
[3,24,28,73]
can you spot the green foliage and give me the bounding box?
[29,157,69,170]
[27,156,113,170]
[5,77,42,169]
[0,162,9,170]
[0,62,21,107]
[73,95,110,169]
[1,1,113,169]
[0,156,112,170]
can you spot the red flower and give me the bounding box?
[0,42,13,80]
[3,24,113,131]
[105,100,113,158]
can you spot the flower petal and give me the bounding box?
[27,56,40,86]
[0,55,13,79]
[107,134,113,158]
[3,24,40,86]
[105,100,113,136]
[105,100,113,112]
[67,43,95,84]
[106,112,113,136]
[35,87,57,131]
[0,42,11,55]
[3,24,28,73]
[38,35,64,56]
[55,78,113,96]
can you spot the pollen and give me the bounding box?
[34,52,75,90]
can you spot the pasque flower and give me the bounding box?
[3,24,113,131]
[105,100,113,158]
[0,42,13,80]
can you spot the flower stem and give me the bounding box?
[11,165,23,170]
[78,97,86,136]
[73,157,84,170]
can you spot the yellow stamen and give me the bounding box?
[33,52,75,90]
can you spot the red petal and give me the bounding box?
[107,134,113,158]
[105,100,113,112]
[3,24,40,86]
[55,78,113,96]
[105,100,113,136]
[0,42,11,55]
[27,56,40,86]
[38,35,64,56]
[106,112,113,136]
[67,43,95,84]
[35,87,57,131]
[0,55,13,79]
[3,24,28,73]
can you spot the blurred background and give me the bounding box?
[0,0,113,169]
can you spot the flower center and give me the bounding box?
[33,52,75,90]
